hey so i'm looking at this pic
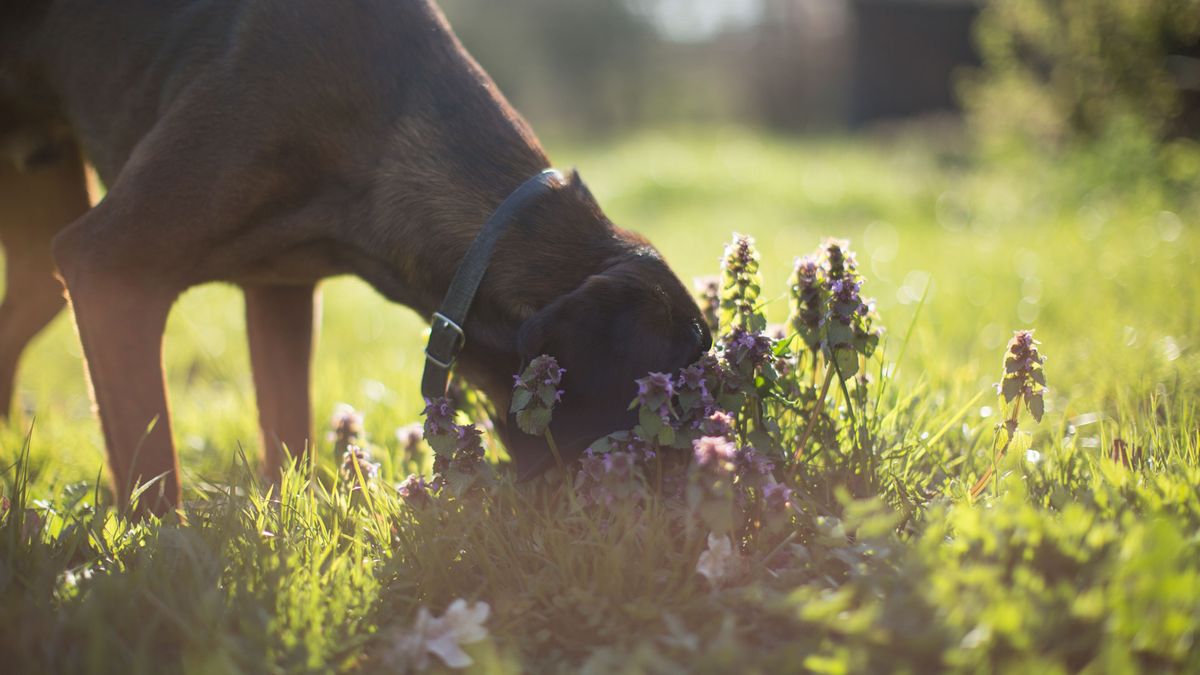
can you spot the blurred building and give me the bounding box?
[845,0,981,126]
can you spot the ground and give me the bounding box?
[1,127,1197,673]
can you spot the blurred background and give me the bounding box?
[439,0,1200,144]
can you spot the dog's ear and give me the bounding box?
[516,268,630,365]
[516,258,683,378]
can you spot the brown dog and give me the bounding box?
[0,0,709,515]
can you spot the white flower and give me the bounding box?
[696,533,741,587]
[425,599,490,668]
[380,600,490,671]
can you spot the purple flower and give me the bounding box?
[762,481,793,512]
[604,451,636,480]
[700,410,735,438]
[723,327,774,371]
[397,473,432,506]
[676,355,721,417]
[820,238,857,280]
[722,234,758,273]
[694,276,721,335]
[422,397,456,437]
[635,371,675,421]
[579,449,607,481]
[396,423,424,454]
[451,425,485,472]
[341,444,380,487]
[735,446,774,476]
[998,330,1048,422]
[788,255,827,353]
[636,371,674,402]
[329,404,365,459]
[511,355,566,435]
[693,436,736,473]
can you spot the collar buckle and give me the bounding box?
[420,168,563,399]
[425,312,465,369]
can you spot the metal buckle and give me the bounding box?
[425,312,465,369]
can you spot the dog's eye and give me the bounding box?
[692,319,712,351]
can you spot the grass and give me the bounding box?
[2,126,1198,673]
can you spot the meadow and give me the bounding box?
[2,127,1198,673]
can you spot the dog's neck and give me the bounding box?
[356,162,633,414]
[346,1,641,404]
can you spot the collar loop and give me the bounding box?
[421,168,564,400]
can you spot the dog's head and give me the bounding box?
[502,249,712,478]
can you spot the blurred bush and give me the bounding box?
[962,0,1200,192]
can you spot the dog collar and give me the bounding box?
[421,168,565,400]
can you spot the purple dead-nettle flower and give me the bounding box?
[340,444,380,487]
[579,448,608,481]
[828,278,864,322]
[635,371,675,421]
[397,473,432,507]
[603,451,637,480]
[700,410,735,438]
[522,354,565,390]
[788,255,827,354]
[637,371,675,404]
[820,238,857,281]
[723,327,774,374]
[720,233,767,333]
[329,403,365,456]
[422,397,456,437]
[812,239,881,375]
[511,355,565,436]
[675,354,721,416]
[451,425,485,472]
[693,436,737,474]
[422,395,463,457]
[827,277,869,356]
[609,432,657,461]
[762,480,793,512]
[735,445,774,477]
[396,423,424,455]
[998,330,1048,422]
[724,234,757,269]
[574,449,616,508]
[694,275,721,335]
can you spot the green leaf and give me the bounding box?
[658,425,676,446]
[1027,392,1045,423]
[427,433,457,456]
[537,384,559,407]
[516,407,552,436]
[638,407,664,438]
[833,348,859,379]
[510,387,533,413]
[826,322,854,349]
[1001,375,1021,402]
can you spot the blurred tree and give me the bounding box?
[962,0,1200,154]
[439,0,659,134]
[749,0,853,131]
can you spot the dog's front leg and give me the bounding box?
[244,282,317,480]
[53,213,182,518]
